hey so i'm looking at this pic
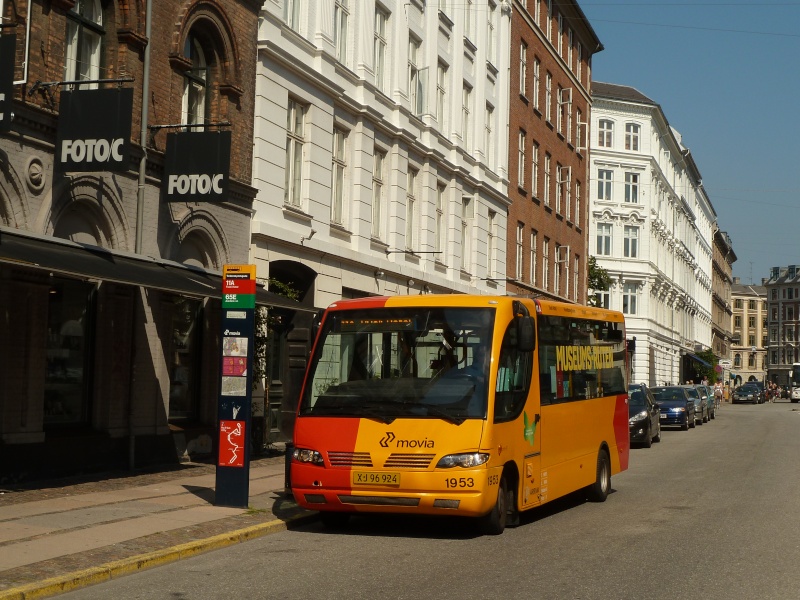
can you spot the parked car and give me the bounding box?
[696,384,715,420]
[732,384,760,404]
[681,385,708,425]
[749,381,767,403]
[651,386,695,430]
[628,384,661,448]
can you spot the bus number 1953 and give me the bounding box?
[445,477,474,488]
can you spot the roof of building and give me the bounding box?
[731,283,766,297]
[592,82,656,105]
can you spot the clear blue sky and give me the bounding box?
[578,1,800,285]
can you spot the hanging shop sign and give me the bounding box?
[215,263,256,508]
[162,130,231,203]
[0,34,15,133]
[55,87,133,173]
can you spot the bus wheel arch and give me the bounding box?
[586,445,611,503]
[479,462,519,535]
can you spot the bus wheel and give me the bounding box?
[319,511,350,530]
[586,450,610,503]
[479,477,507,535]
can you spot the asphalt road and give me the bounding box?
[62,401,800,600]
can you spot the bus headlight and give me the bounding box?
[293,447,324,466]
[436,452,490,468]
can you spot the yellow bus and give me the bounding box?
[290,294,629,534]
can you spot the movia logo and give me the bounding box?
[379,432,435,448]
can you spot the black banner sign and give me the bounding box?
[162,131,231,202]
[55,87,133,173]
[0,34,15,133]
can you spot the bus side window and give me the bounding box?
[494,319,533,422]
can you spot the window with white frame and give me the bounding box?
[436,183,446,255]
[624,172,639,203]
[545,72,552,122]
[555,162,563,213]
[573,256,579,299]
[564,168,571,220]
[331,128,347,225]
[519,41,527,96]
[544,153,551,206]
[557,12,563,55]
[576,43,582,82]
[547,0,553,40]
[625,123,640,151]
[596,223,612,256]
[597,169,612,200]
[530,229,537,285]
[543,237,550,290]
[624,225,639,258]
[568,29,573,67]
[598,119,613,147]
[622,283,638,315]
[531,141,539,198]
[564,250,571,299]
[595,291,610,309]
[532,59,540,111]
[462,83,472,147]
[285,99,305,207]
[374,7,388,93]
[460,197,472,272]
[284,0,300,30]
[485,104,494,165]
[181,34,208,127]
[534,0,541,25]
[487,210,496,277]
[518,130,526,188]
[437,61,448,128]
[408,36,422,115]
[487,2,496,64]
[405,168,418,249]
[575,108,582,148]
[65,0,104,86]
[334,0,349,64]
[554,244,561,294]
[556,86,563,134]
[464,0,474,40]
[371,150,385,238]
[516,223,524,280]
[575,181,581,227]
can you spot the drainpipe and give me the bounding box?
[131,0,153,471]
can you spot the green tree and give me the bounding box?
[696,348,719,384]
[253,279,300,389]
[587,256,611,306]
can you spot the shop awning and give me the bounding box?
[686,353,712,368]
[0,228,313,312]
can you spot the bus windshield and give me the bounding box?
[299,307,495,423]
[791,364,800,388]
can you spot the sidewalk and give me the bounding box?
[0,447,316,599]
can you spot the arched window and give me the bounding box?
[734,353,741,367]
[65,0,104,86]
[182,34,208,128]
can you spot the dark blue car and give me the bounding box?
[651,386,695,431]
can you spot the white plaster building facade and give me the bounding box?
[590,83,715,387]
[252,0,512,308]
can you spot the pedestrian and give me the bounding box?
[714,382,723,409]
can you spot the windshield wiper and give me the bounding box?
[424,405,465,425]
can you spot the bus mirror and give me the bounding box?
[518,316,535,352]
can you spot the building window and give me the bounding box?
[749,316,755,328]
[462,84,472,147]
[554,244,561,294]
[624,172,639,203]
[624,225,639,258]
[748,299,756,310]
[437,62,448,127]
[169,297,203,420]
[331,128,347,225]
[555,162,563,213]
[181,34,208,128]
[408,36,422,115]
[334,0,349,64]
[557,12,563,55]
[374,7,388,93]
[516,222,524,280]
[574,256,579,300]
[460,197,472,272]
[464,0,474,40]
[519,41,527,96]
[436,183,446,255]
[734,353,741,367]
[285,99,305,207]
[530,229,538,285]
[532,59,540,111]
[544,153,551,206]
[371,150,386,238]
[44,278,95,426]
[597,169,612,200]
[734,315,741,328]
[576,42,582,81]
[531,141,539,198]
[735,299,742,309]
[487,210,496,277]
[598,119,613,147]
[622,283,638,315]
[595,291,610,309]
[545,72,552,122]
[487,2,497,64]
[748,353,755,368]
[597,223,612,256]
[485,104,494,165]
[65,0,104,85]
[284,0,300,29]
[405,168,417,249]
[625,123,640,151]
[543,238,550,290]
[518,130,526,188]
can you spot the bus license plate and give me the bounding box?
[353,471,400,486]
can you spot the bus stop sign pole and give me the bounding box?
[214,264,256,508]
